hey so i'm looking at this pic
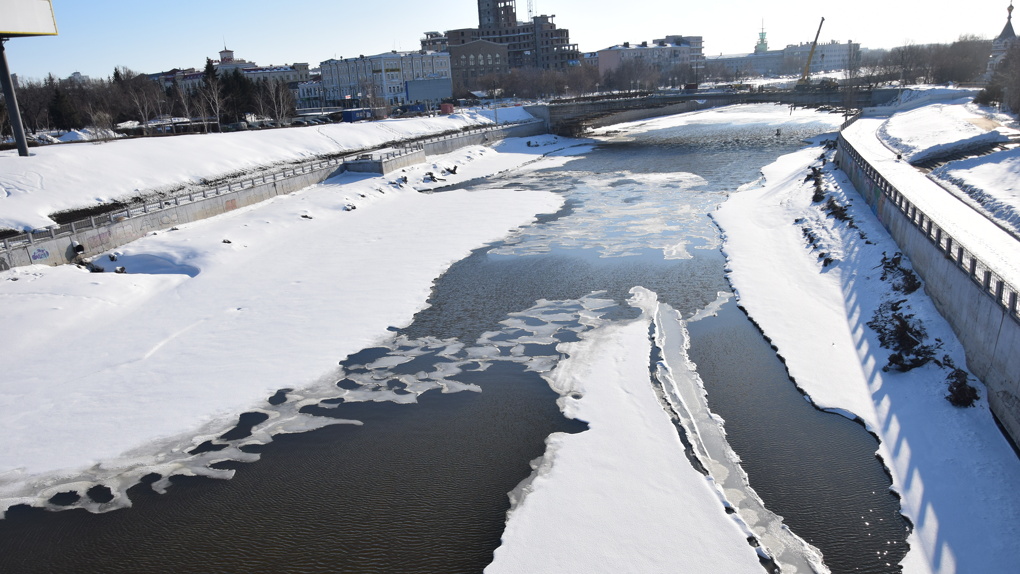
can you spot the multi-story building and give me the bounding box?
[421,31,449,52]
[154,48,310,92]
[297,79,325,109]
[423,0,580,70]
[319,51,452,108]
[450,40,510,93]
[783,39,860,74]
[705,27,859,79]
[597,35,705,79]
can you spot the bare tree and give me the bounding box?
[198,81,226,132]
[261,79,294,124]
[173,80,195,133]
[15,77,55,133]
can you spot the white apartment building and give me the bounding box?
[298,79,325,109]
[597,36,705,78]
[319,51,452,107]
[783,40,860,74]
[155,48,310,92]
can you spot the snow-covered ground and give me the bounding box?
[3,98,1019,573]
[0,132,580,515]
[487,288,766,574]
[876,99,1012,164]
[846,113,1020,290]
[932,145,1020,236]
[716,133,1020,573]
[0,109,522,232]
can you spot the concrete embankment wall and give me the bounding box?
[836,134,1020,445]
[424,121,546,156]
[1,161,343,270]
[0,120,548,271]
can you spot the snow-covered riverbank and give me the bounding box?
[488,102,1020,573]
[0,108,534,232]
[716,136,1020,572]
[0,133,577,515]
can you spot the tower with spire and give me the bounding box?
[754,22,768,54]
[985,2,1016,80]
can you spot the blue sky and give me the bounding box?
[4,0,1012,80]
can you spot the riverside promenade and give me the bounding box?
[837,110,1020,445]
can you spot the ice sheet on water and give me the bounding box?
[328,292,619,409]
[7,292,618,518]
[491,287,829,573]
[650,292,829,573]
[489,169,720,260]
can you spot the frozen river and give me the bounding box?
[0,108,909,573]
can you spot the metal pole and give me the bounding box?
[0,39,31,157]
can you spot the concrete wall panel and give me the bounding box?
[838,138,1020,445]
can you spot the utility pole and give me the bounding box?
[0,39,30,157]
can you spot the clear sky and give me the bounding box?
[3,0,1013,81]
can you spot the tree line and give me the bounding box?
[467,35,1011,103]
[3,35,1017,140]
[1,59,295,138]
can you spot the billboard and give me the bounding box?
[0,0,58,37]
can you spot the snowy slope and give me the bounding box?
[0,137,571,516]
[715,138,1020,573]
[877,101,1010,163]
[932,146,1020,236]
[0,110,518,232]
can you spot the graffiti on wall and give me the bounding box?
[136,212,180,233]
[30,248,51,261]
[86,231,112,250]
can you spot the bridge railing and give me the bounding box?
[0,156,347,254]
[836,131,1020,323]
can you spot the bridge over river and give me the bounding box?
[525,88,901,136]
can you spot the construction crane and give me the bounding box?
[795,17,825,91]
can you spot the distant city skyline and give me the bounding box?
[3,0,1012,80]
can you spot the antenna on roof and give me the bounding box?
[528,0,535,19]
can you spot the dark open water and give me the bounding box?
[0,108,908,573]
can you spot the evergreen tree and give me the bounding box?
[203,58,217,88]
[48,87,83,131]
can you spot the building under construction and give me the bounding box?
[423,0,580,70]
